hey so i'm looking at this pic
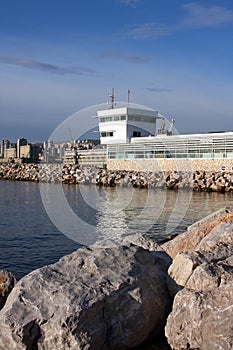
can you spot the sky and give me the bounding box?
[0,0,233,141]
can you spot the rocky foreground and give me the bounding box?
[1,163,233,192]
[0,207,232,349]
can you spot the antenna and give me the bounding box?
[127,88,131,105]
[68,128,77,148]
[68,128,74,143]
[168,117,175,134]
[161,117,165,130]
[108,88,115,109]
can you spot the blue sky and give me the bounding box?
[0,0,233,141]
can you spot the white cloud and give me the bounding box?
[123,23,172,39]
[102,51,150,63]
[118,3,233,41]
[146,87,173,93]
[183,3,233,27]
[0,54,95,76]
[120,0,141,7]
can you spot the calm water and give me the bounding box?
[0,180,232,279]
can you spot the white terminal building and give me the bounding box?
[95,104,233,161]
[97,106,160,144]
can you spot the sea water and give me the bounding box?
[0,180,232,279]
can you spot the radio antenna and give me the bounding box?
[127,88,131,105]
[108,88,115,109]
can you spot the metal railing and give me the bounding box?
[107,132,233,160]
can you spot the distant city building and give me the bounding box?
[0,140,10,158]
[5,147,16,161]
[0,140,15,162]
[43,141,71,163]
[0,138,43,163]
[17,138,27,158]
[0,141,3,158]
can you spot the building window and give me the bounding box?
[133,131,141,137]
[101,131,114,137]
[99,115,126,123]
[128,115,155,123]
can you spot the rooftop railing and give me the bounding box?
[107,133,233,160]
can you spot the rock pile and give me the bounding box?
[0,270,16,310]
[163,207,233,350]
[0,208,232,349]
[192,170,233,192]
[62,164,97,185]
[1,163,233,192]
[0,243,171,350]
[0,163,62,182]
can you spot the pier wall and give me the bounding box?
[107,158,233,173]
[1,162,233,192]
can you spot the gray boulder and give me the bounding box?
[165,214,233,350]
[0,270,16,310]
[165,257,233,350]
[166,252,202,297]
[194,220,233,261]
[167,220,233,295]
[0,243,171,350]
[162,207,233,259]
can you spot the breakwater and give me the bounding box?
[1,163,233,192]
[0,207,232,349]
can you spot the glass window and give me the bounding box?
[128,115,155,123]
[101,131,114,137]
[133,131,141,137]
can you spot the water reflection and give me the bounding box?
[1,181,232,278]
[64,185,233,244]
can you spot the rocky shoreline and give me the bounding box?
[1,163,233,192]
[0,207,232,349]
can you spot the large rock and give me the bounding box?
[165,257,233,350]
[167,219,233,294]
[0,243,172,350]
[162,207,233,259]
[0,270,16,310]
[194,220,233,261]
[166,252,202,297]
[165,212,233,350]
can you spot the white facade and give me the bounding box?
[108,131,233,160]
[97,107,159,144]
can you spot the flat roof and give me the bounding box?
[132,131,233,143]
[97,106,158,118]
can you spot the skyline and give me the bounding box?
[1,0,233,141]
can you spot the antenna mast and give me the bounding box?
[109,88,115,109]
[168,117,175,135]
[127,88,131,105]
